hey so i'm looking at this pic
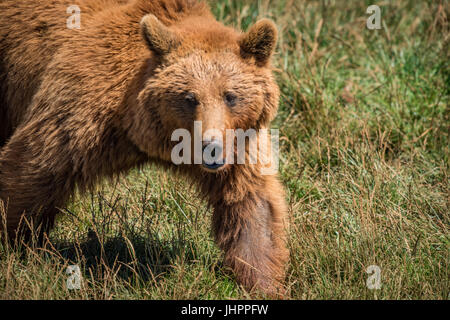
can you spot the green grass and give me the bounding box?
[0,0,448,299]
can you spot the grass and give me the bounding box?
[0,0,448,299]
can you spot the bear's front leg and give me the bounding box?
[0,123,75,244]
[210,172,289,297]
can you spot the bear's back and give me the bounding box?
[0,0,129,145]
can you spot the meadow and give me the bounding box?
[0,0,448,299]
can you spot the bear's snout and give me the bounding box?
[202,140,225,171]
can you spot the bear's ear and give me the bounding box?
[238,19,278,66]
[140,14,180,55]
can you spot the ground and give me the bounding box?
[0,0,448,299]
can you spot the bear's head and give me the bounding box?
[130,14,280,173]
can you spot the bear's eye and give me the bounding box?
[224,92,237,107]
[184,92,199,108]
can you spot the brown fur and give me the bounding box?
[0,0,288,296]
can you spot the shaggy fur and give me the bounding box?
[0,0,288,296]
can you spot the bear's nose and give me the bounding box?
[202,140,224,170]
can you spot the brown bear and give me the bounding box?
[0,0,288,296]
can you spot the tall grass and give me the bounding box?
[0,0,448,299]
